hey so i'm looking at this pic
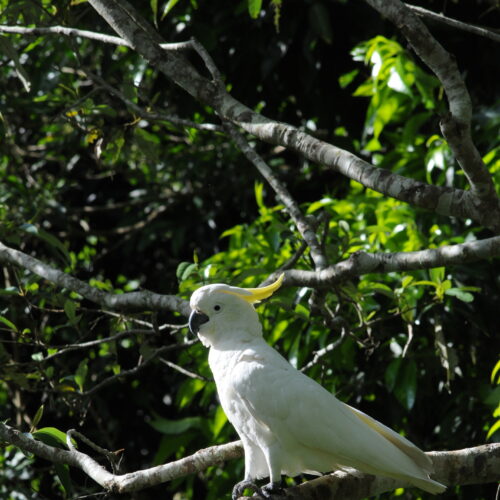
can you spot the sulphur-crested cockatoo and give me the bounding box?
[188,274,445,499]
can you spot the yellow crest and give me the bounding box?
[220,273,284,304]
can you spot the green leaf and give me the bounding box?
[31,404,44,430]
[491,359,500,385]
[339,69,359,89]
[64,300,77,323]
[444,288,474,303]
[161,0,182,19]
[19,224,71,265]
[149,415,203,434]
[254,181,267,214]
[176,261,192,280]
[429,267,445,283]
[385,358,401,392]
[385,358,418,410]
[486,419,500,440]
[176,378,206,408]
[33,427,69,449]
[401,276,414,288]
[212,405,227,438]
[74,359,88,392]
[248,0,262,19]
[0,315,17,332]
[55,463,73,495]
[181,263,198,281]
[309,3,333,44]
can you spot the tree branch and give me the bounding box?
[79,340,197,397]
[406,3,500,43]
[282,235,500,288]
[0,240,190,316]
[224,123,328,270]
[3,235,500,320]
[85,0,500,232]
[0,421,243,493]
[1,421,497,498]
[4,15,500,230]
[276,444,500,500]
[365,0,499,207]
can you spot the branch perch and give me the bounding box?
[1,421,497,498]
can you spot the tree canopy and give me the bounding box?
[0,0,499,499]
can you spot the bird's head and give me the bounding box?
[188,274,284,348]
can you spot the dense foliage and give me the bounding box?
[0,1,499,499]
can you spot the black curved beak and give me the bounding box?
[189,310,209,334]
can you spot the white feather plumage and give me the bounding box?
[188,279,446,496]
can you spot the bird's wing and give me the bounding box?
[230,343,441,490]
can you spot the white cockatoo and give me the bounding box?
[188,274,446,499]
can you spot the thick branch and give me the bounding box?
[3,236,500,316]
[85,0,500,232]
[0,421,243,493]
[282,235,500,287]
[0,241,190,316]
[365,0,498,206]
[4,17,500,230]
[1,421,497,497]
[278,444,500,500]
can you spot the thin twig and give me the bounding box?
[224,122,328,270]
[67,429,124,473]
[301,328,347,372]
[42,329,158,362]
[159,358,210,381]
[83,70,222,132]
[401,322,414,357]
[79,340,197,397]
[406,4,500,43]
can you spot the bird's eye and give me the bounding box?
[213,304,221,312]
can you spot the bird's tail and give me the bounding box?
[410,476,447,494]
[347,404,446,494]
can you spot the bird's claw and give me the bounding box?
[232,479,285,499]
[259,480,285,498]
[232,479,264,500]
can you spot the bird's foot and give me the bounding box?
[232,479,264,500]
[259,480,285,498]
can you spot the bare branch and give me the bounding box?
[300,327,347,372]
[0,240,191,316]
[67,429,123,473]
[282,235,500,288]
[278,444,500,500]
[0,421,243,493]
[1,421,497,497]
[406,3,500,43]
[0,25,129,46]
[365,0,498,207]
[2,235,499,318]
[39,329,158,362]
